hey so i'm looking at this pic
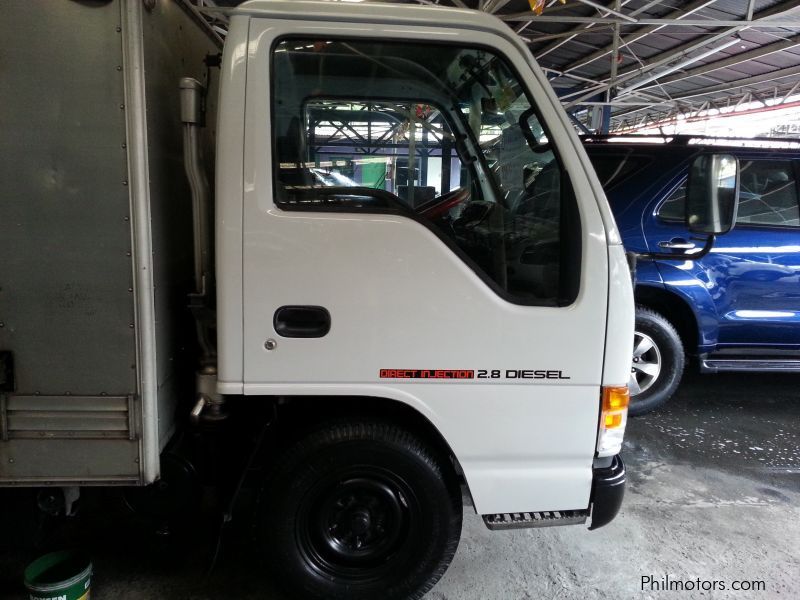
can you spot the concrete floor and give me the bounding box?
[1,371,798,599]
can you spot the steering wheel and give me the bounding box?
[418,187,470,220]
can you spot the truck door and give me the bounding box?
[655,156,800,349]
[238,20,610,514]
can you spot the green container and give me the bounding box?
[24,550,92,600]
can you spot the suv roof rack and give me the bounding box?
[580,133,800,149]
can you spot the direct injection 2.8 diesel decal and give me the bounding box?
[379,369,475,379]
[379,369,570,380]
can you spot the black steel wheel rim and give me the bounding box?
[296,466,420,582]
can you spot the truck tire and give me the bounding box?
[629,307,685,416]
[258,420,462,600]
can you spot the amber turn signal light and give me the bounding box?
[601,386,629,429]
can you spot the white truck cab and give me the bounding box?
[211,2,634,596]
[8,1,738,598]
[220,0,634,488]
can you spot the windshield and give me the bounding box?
[451,52,554,213]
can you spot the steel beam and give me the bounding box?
[562,27,739,107]
[575,0,637,23]
[542,67,605,86]
[549,0,718,74]
[606,1,621,98]
[587,0,800,81]
[782,80,800,101]
[668,64,800,101]
[558,0,800,108]
[535,0,632,59]
[577,100,671,106]
[531,26,615,45]
[499,15,800,28]
[609,78,800,123]
[634,34,800,89]
[616,38,740,96]
[486,0,513,14]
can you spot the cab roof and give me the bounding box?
[236,0,512,41]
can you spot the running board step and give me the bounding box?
[483,509,588,530]
[700,358,800,373]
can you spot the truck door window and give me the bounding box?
[272,38,580,306]
[298,98,475,210]
[658,159,800,227]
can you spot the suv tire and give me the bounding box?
[629,306,685,416]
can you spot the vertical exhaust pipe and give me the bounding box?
[180,77,224,422]
[180,77,212,302]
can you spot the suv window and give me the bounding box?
[586,151,651,189]
[658,159,800,227]
[658,182,686,222]
[272,38,580,306]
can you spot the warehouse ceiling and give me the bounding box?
[198,0,800,132]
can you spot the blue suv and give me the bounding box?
[584,137,800,415]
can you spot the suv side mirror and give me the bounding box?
[686,154,739,235]
[632,153,740,267]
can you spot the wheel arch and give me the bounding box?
[635,284,703,355]
[271,395,469,497]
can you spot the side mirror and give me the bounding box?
[635,153,740,267]
[685,154,739,235]
[518,107,549,153]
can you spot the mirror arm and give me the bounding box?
[688,234,716,260]
[518,108,539,150]
[634,234,716,262]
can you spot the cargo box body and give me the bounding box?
[0,0,219,485]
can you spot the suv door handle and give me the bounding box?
[658,239,696,250]
[273,306,331,338]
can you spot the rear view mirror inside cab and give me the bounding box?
[686,153,740,235]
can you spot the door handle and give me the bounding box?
[658,239,696,250]
[273,306,331,338]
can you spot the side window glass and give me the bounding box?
[296,99,471,210]
[587,153,652,189]
[272,38,580,306]
[737,160,799,227]
[657,181,686,222]
[659,159,800,228]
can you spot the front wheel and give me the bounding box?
[629,307,685,416]
[258,420,462,600]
